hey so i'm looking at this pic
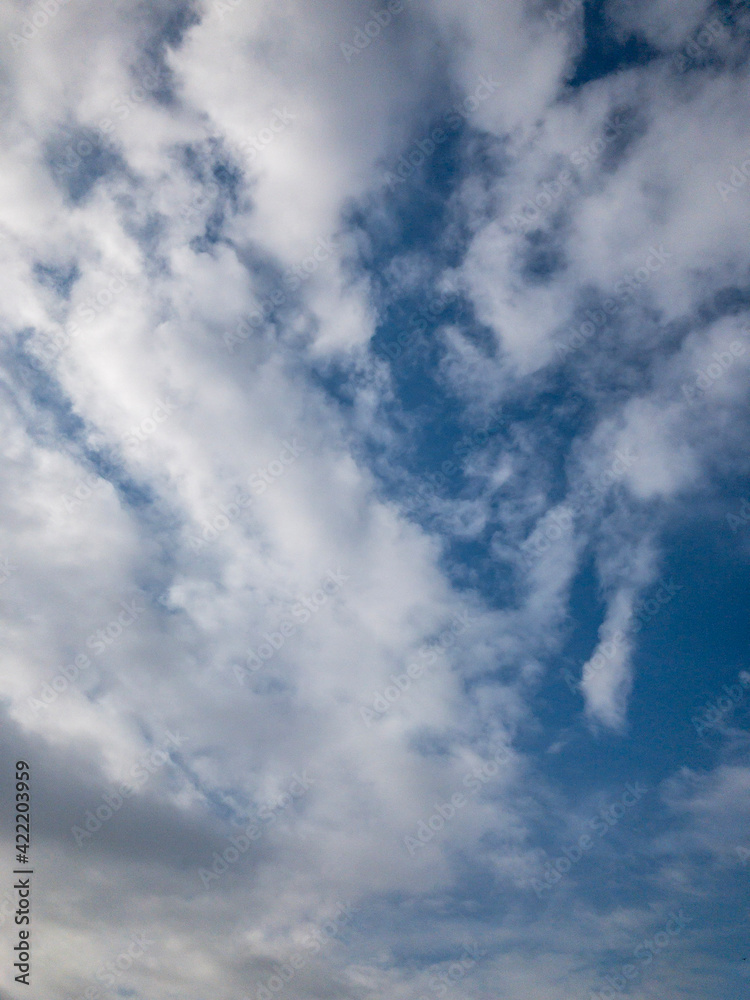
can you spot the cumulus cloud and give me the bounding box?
[0,0,747,998]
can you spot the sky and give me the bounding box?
[0,0,749,999]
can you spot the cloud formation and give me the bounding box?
[0,1,748,998]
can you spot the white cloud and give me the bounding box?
[0,1,746,997]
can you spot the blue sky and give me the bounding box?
[0,1,749,999]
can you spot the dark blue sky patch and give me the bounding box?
[172,140,245,247]
[694,281,750,327]
[212,160,243,208]
[2,335,88,446]
[46,125,125,205]
[192,211,228,249]
[518,228,568,285]
[127,55,179,110]
[179,140,243,205]
[33,260,80,300]
[353,115,471,268]
[547,549,608,683]
[567,0,661,88]
[146,0,201,48]
[548,278,749,428]
[704,0,750,70]
[371,297,466,380]
[85,450,157,514]
[114,192,168,270]
[126,0,201,99]
[596,105,647,175]
[343,364,595,613]
[533,505,750,804]
[548,293,661,404]
[345,146,514,504]
[439,536,519,609]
